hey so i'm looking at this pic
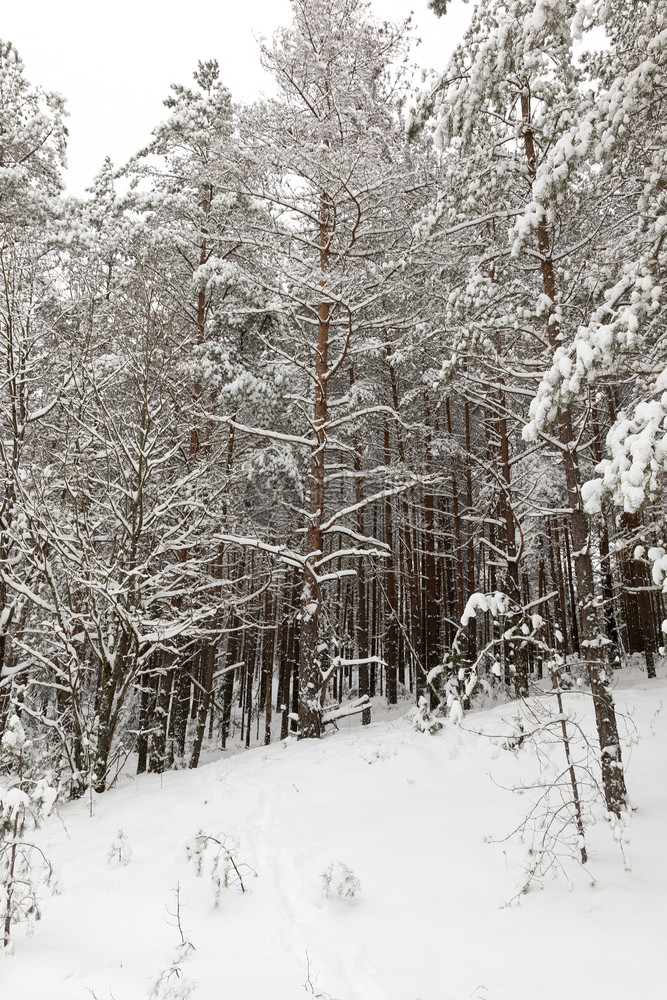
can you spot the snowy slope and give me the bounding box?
[3,675,665,1000]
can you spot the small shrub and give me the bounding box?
[321,861,361,900]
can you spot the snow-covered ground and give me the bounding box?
[4,670,665,1000]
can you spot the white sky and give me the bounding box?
[2,0,471,194]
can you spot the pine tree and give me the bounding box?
[218,0,424,737]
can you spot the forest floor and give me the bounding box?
[4,662,665,1000]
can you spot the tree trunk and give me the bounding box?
[298,193,332,739]
[521,93,627,814]
[189,643,215,769]
[383,414,399,705]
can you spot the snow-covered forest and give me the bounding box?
[1,0,666,994]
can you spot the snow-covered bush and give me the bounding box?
[430,592,542,716]
[0,715,58,952]
[321,861,361,900]
[408,696,443,735]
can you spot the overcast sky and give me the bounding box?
[3,0,471,194]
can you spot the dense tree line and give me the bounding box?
[0,0,665,819]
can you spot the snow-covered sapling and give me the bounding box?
[148,884,197,1000]
[491,681,600,899]
[303,952,339,1000]
[321,861,361,900]
[185,830,255,905]
[0,715,58,952]
[107,828,133,867]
